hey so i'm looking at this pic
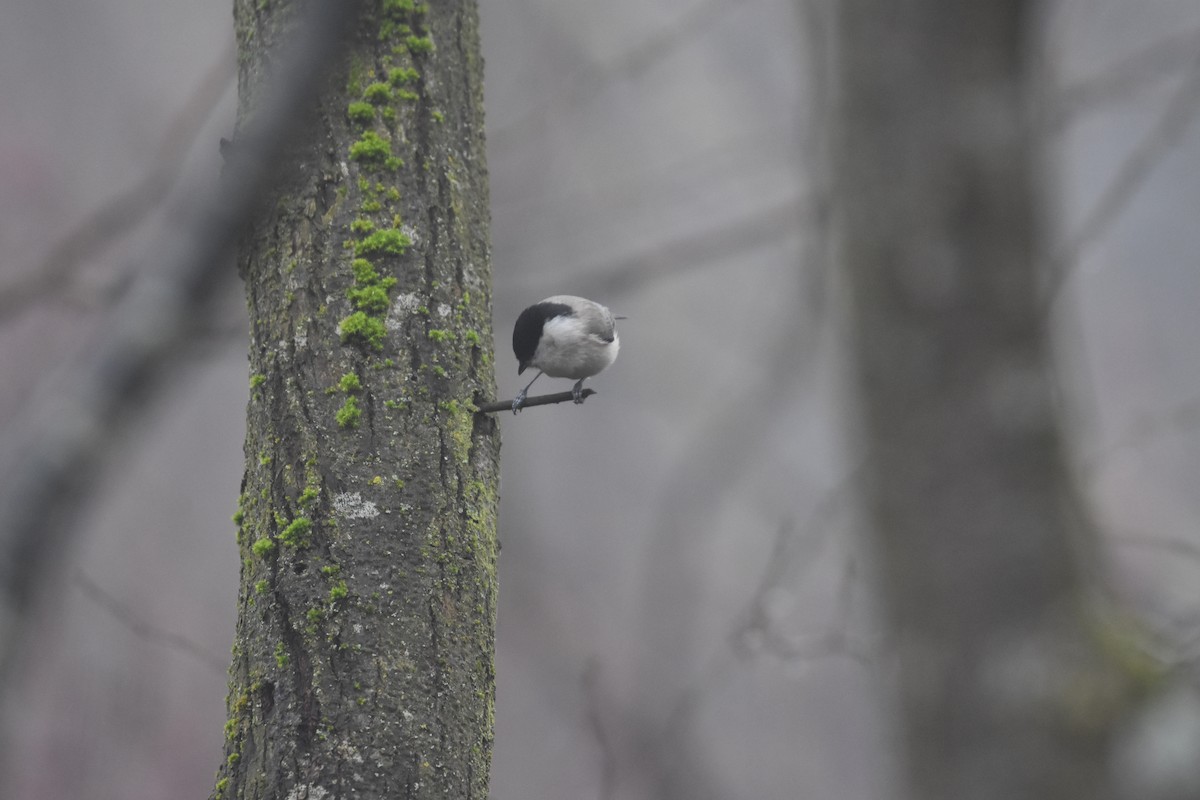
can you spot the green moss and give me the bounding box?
[321,564,341,577]
[348,281,396,313]
[431,109,445,123]
[464,330,481,347]
[347,101,375,124]
[406,35,434,54]
[361,198,383,213]
[329,580,349,602]
[382,0,416,12]
[215,777,229,798]
[351,258,380,283]
[431,365,447,378]
[427,329,450,343]
[254,579,269,594]
[357,228,412,257]
[339,372,362,393]
[275,641,289,668]
[364,81,394,104]
[397,89,419,102]
[388,66,420,85]
[279,517,312,548]
[249,373,267,389]
[252,537,275,557]
[298,486,318,507]
[440,399,474,465]
[337,396,362,429]
[340,312,386,350]
[349,131,392,164]
[350,218,375,235]
[306,607,324,624]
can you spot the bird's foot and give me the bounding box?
[572,381,586,404]
[512,388,528,414]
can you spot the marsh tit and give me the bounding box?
[511,295,621,413]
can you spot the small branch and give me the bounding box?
[475,388,597,415]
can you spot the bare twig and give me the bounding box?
[75,572,227,676]
[0,44,236,326]
[475,388,597,415]
[0,0,368,691]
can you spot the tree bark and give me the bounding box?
[214,2,499,798]
[834,2,1149,798]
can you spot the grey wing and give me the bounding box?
[543,295,617,342]
[579,304,617,343]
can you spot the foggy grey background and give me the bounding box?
[0,1,1198,798]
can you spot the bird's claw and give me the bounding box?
[512,389,528,414]
[572,382,586,404]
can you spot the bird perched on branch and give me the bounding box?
[511,295,621,413]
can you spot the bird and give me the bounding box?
[511,295,621,413]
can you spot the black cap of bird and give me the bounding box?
[511,295,621,413]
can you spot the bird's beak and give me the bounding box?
[518,363,528,375]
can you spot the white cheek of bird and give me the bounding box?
[509,295,622,414]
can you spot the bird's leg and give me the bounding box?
[572,379,587,404]
[512,371,543,413]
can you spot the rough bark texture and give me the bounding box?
[214,2,499,798]
[834,3,1151,799]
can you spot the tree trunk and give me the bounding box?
[214,2,499,798]
[834,2,1148,798]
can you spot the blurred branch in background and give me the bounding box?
[583,659,619,800]
[0,0,365,722]
[569,195,808,300]
[488,0,734,153]
[1082,393,1200,478]
[74,572,227,676]
[1045,50,1200,307]
[1049,25,1200,131]
[581,491,872,796]
[0,45,235,326]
